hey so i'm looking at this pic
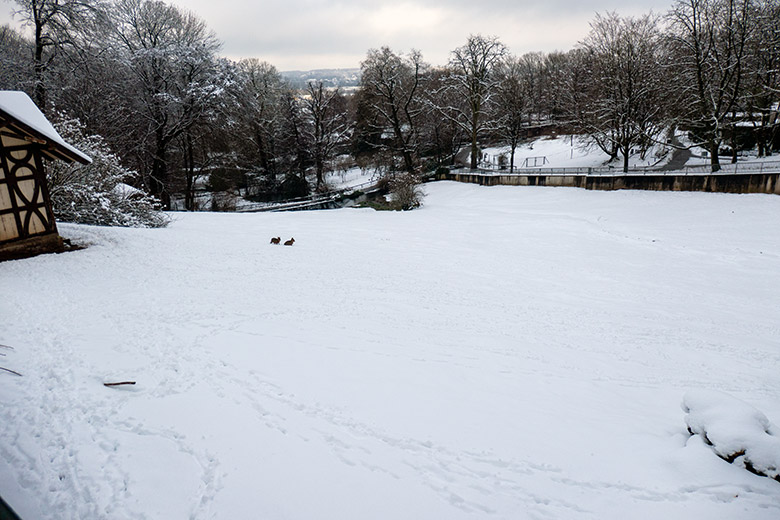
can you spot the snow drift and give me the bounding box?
[684,390,780,482]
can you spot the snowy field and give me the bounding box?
[325,165,380,190]
[1,182,779,519]
[481,136,615,170]
[480,135,674,171]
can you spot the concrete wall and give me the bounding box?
[435,171,780,195]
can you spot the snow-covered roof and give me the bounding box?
[0,91,91,164]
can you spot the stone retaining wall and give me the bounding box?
[436,171,780,195]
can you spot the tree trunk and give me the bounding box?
[730,111,738,164]
[151,126,170,208]
[256,128,270,175]
[392,123,415,174]
[623,148,630,173]
[470,105,479,170]
[185,131,195,211]
[710,140,721,173]
[758,112,770,157]
[433,127,443,167]
[33,22,46,112]
[315,156,324,187]
[510,146,516,173]
[768,124,778,157]
[257,126,278,183]
[402,149,415,175]
[756,119,766,157]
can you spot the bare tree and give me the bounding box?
[234,59,286,181]
[436,35,507,169]
[578,12,669,172]
[0,24,32,91]
[536,50,579,126]
[9,0,98,111]
[111,0,221,206]
[495,55,531,172]
[668,0,755,171]
[301,81,350,187]
[278,89,310,181]
[418,68,467,168]
[177,57,234,210]
[359,47,427,174]
[742,0,780,156]
[514,52,546,126]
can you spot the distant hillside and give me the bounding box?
[281,68,361,89]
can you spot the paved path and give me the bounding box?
[661,139,692,171]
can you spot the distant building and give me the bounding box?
[0,91,91,261]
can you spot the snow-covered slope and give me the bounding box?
[1,183,779,519]
[481,135,671,170]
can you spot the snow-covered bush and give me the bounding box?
[47,118,169,228]
[683,390,780,482]
[388,172,425,211]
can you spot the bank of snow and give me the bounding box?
[1,182,779,519]
[684,390,780,481]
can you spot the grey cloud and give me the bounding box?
[3,1,676,69]
[195,0,674,68]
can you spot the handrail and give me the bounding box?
[236,177,382,213]
[455,159,780,177]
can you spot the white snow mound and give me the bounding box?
[683,389,780,481]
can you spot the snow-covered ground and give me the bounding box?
[324,165,381,191]
[675,132,780,168]
[684,153,780,169]
[172,168,377,213]
[1,182,779,519]
[481,135,671,170]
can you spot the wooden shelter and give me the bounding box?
[0,91,91,261]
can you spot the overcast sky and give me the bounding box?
[1,0,673,71]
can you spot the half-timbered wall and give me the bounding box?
[0,126,57,244]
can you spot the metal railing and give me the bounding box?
[459,159,780,177]
[236,177,382,213]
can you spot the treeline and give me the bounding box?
[1,0,779,210]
